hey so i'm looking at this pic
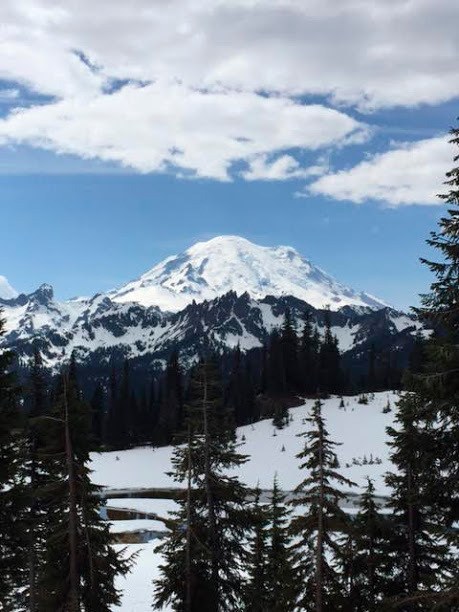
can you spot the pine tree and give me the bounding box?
[348,478,393,611]
[290,399,355,611]
[267,329,286,396]
[280,308,300,392]
[318,309,341,395]
[0,310,27,608]
[154,358,251,611]
[244,487,270,612]
[25,346,49,612]
[300,309,319,394]
[90,381,105,448]
[265,476,296,610]
[36,356,129,611]
[388,123,459,609]
[385,392,454,608]
[158,350,183,443]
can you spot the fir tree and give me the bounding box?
[0,310,26,608]
[90,381,105,448]
[347,478,393,611]
[300,309,319,394]
[154,358,251,611]
[280,308,300,392]
[244,488,270,612]
[36,356,129,611]
[385,392,454,608]
[318,309,341,395]
[290,399,355,611]
[158,350,183,444]
[25,346,49,611]
[265,476,296,611]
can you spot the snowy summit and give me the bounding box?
[0,276,17,300]
[110,235,387,312]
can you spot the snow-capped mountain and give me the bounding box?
[0,275,17,300]
[0,235,423,382]
[110,236,387,312]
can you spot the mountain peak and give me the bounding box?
[0,276,18,300]
[110,235,387,312]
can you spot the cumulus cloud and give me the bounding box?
[242,154,329,181]
[1,0,458,108]
[0,0,457,186]
[308,136,453,206]
[0,82,366,179]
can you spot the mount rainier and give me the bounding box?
[0,236,421,380]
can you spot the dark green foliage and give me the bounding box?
[300,309,320,394]
[290,399,355,610]
[157,350,184,444]
[154,358,251,611]
[265,476,296,610]
[0,310,27,608]
[280,309,300,392]
[226,345,257,426]
[318,309,342,395]
[244,488,270,611]
[36,357,130,611]
[24,346,49,612]
[346,478,393,611]
[385,392,455,608]
[90,381,105,447]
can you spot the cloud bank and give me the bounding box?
[0,0,457,202]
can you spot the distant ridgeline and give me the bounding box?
[1,285,427,449]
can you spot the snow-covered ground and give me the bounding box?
[114,543,171,611]
[92,391,397,498]
[105,392,398,610]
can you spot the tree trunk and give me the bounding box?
[185,425,192,612]
[316,414,324,612]
[407,465,417,600]
[63,375,80,612]
[28,441,37,612]
[202,365,219,611]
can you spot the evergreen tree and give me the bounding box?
[154,358,251,611]
[25,346,49,612]
[290,399,355,610]
[244,487,269,612]
[318,310,341,395]
[386,123,459,609]
[300,309,319,394]
[90,381,105,448]
[0,310,26,608]
[265,476,296,610]
[348,478,393,611]
[385,392,454,608]
[36,356,129,611]
[280,308,300,392]
[267,329,286,395]
[158,350,183,444]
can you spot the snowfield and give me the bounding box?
[92,392,397,498]
[105,392,398,610]
[104,392,398,610]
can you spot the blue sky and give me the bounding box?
[0,1,458,310]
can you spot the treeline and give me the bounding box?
[49,306,384,451]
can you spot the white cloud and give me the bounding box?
[242,154,329,181]
[1,0,458,108]
[0,0,458,183]
[308,136,453,206]
[0,82,366,179]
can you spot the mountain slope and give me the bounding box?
[110,236,387,312]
